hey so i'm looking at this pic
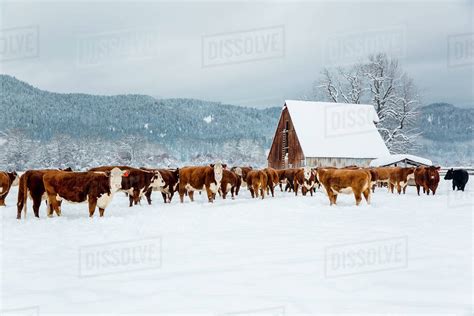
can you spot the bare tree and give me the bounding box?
[315,53,420,154]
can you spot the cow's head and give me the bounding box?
[8,171,19,186]
[405,167,416,177]
[303,167,311,180]
[232,167,243,177]
[427,166,440,180]
[150,170,166,188]
[444,168,454,180]
[211,162,224,183]
[109,167,128,191]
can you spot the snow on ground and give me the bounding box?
[0,180,472,315]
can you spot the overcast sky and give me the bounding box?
[0,1,472,108]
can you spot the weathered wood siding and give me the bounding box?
[267,107,305,169]
[305,157,372,168]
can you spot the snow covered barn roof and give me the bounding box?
[284,100,389,159]
[369,154,433,167]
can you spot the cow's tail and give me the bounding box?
[260,171,267,189]
[0,172,8,201]
[17,172,28,219]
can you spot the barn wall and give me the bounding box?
[305,157,373,168]
[267,107,305,169]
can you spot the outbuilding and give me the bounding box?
[267,100,389,168]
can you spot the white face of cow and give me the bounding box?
[233,167,243,177]
[110,167,125,192]
[150,171,166,188]
[213,162,224,183]
[303,167,311,180]
[11,174,19,186]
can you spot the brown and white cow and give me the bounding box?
[294,167,315,196]
[362,168,379,193]
[316,168,371,206]
[231,166,252,188]
[142,168,180,204]
[263,167,279,197]
[89,166,164,207]
[277,168,299,192]
[17,169,73,219]
[372,167,397,190]
[42,168,127,217]
[414,166,440,196]
[178,162,225,203]
[245,169,268,199]
[219,169,241,199]
[0,171,18,206]
[388,167,415,194]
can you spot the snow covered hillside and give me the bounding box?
[1,180,472,315]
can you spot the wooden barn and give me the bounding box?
[267,100,389,169]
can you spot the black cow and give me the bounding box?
[444,168,469,191]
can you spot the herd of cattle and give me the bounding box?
[0,163,470,219]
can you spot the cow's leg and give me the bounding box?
[294,182,299,196]
[396,183,401,194]
[205,187,214,203]
[47,194,60,217]
[88,198,97,217]
[250,187,255,198]
[279,183,283,192]
[53,200,61,217]
[161,192,167,203]
[0,198,5,206]
[179,184,186,203]
[325,186,335,205]
[363,188,371,205]
[188,191,195,202]
[310,187,313,197]
[134,189,140,205]
[99,208,105,217]
[253,184,259,198]
[32,196,41,218]
[354,191,362,206]
[270,185,275,197]
[371,184,375,193]
[222,189,227,199]
[426,186,430,195]
[230,186,235,199]
[128,194,133,207]
[145,189,152,205]
[416,184,420,195]
[260,185,265,200]
[402,185,407,194]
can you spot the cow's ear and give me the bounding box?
[436,166,441,170]
[105,171,111,177]
[210,164,215,168]
[123,170,130,177]
[222,164,227,169]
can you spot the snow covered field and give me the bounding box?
[1,180,472,315]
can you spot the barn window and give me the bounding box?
[285,120,289,131]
